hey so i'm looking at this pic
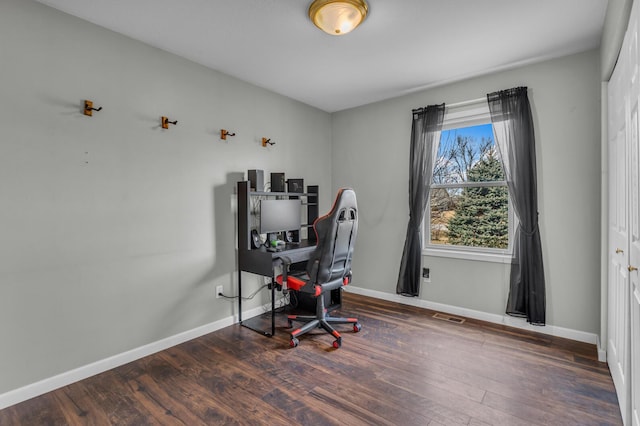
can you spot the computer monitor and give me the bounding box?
[259,199,301,236]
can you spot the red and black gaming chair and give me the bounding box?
[277,188,361,348]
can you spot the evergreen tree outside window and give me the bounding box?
[426,113,513,259]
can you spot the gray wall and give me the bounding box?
[0,0,332,394]
[333,50,602,334]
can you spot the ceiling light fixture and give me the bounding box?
[308,0,369,36]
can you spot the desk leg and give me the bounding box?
[238,270,242,323]
[237,273,276,337]
[271,275,276,337]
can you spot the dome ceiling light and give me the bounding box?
[308,0,369,36]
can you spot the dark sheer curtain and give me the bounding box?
[396,104,445,296]
[487,87,545,325]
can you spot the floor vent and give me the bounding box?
[433,312,466,324]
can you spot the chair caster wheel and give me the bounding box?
[287,319,293,328]
[353,323,362,332]
[290,337,299,348]
[332,339,341,349]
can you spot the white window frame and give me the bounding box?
[423,102,515,263]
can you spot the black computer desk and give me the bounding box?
[238,240,316,336]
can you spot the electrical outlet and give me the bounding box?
[422,267,430,282]
[216,285,223,298]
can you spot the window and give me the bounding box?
[425,104,513,261]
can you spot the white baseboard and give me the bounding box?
[0,305,265,410]
[596,335,607,362]
[345,286,600,346]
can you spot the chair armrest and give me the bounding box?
[277,256,292,289]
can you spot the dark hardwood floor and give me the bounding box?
[0,293,622,425]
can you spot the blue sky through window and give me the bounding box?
[434,123,498,184]
[439,123,494,156]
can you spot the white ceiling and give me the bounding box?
[36,0,609,112]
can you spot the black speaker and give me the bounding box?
[287,178,304,193]
[247,169,264,191]
[251,229,262,249]
[270,172,285,192]
[285,230,298,243]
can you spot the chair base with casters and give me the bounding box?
[278,270,362,348]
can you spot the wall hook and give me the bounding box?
[262,137,275,147]
[83,100,102,116]
[161,116,178,129]
[220,129,236,140]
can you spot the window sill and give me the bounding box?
[423,247,512,264]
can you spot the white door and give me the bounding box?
[609,31,632,424]
[628,5,640,425]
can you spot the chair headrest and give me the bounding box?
[308,188,358,284]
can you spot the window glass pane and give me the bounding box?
[427,114,512,253]
[429,185,509,249]
[433,123,504,184]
